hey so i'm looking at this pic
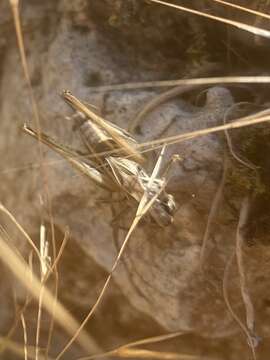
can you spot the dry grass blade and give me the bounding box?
[45,229,69,358]
[224,104,259,170]
[8,0,48,184]
[0,199,65,333]
[117,331,187,349]
[89,75,270,92]
[139,109,270,151]
[9,0,32,88]
[8,7,59,356]
[55,147,169,360]
[35,285,45,360]
[129,84,196,133]
[20,313,28,360]
[128,62,220,133]
[0,203,45,269]
[108,348,201,360]
[44,228,69,282]
[148,0,270,39]
[0,228,68,358]
[223,198,257,360]
[0,247,33,356]
[235,197,259,349]
[223,251,256,360]
[0,336,53,360]
[212,0,270,20]
[8,0,44,156]
[0,233,94,354]
[199,156,228,268]
[35,224,50,360]
[77,331,187,360]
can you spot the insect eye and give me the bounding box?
[165,195,176,214]
[62,89,69,95]
[158,194,176,216]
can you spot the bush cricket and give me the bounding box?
[23,90,177,227]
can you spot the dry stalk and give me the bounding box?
[89,76,270,92]
[148,0,270,39]
[101,348,201,360]
[199,156,228,268]
[0,336,52,360]
[35,224,51,360]
[223,104,260,170]
[45,229,69,358]
[128,63,220,133]
[0,203,43,266]
[139,108,270,151]
[0,230,93,352]
[0,202,69,357]
[8,5,59,352]
[0,248,33,357]
[0,225,68,358]
[223,197,257,360]
[20,313,28,360]
[76,330,187,360]
[235,197,259,348]
[211,0,270,20]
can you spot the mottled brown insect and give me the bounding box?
[23,90,176,226]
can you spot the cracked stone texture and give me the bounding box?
[1,1,270,359]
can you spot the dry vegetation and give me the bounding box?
[1,1,270,359]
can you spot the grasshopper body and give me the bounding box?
[23,91,176,227]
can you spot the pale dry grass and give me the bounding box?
[149,0,270,39]
[223,197,258,360]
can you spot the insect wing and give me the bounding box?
[62,91,144,163]
[23,124,117,192]
[105,156,143,200]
